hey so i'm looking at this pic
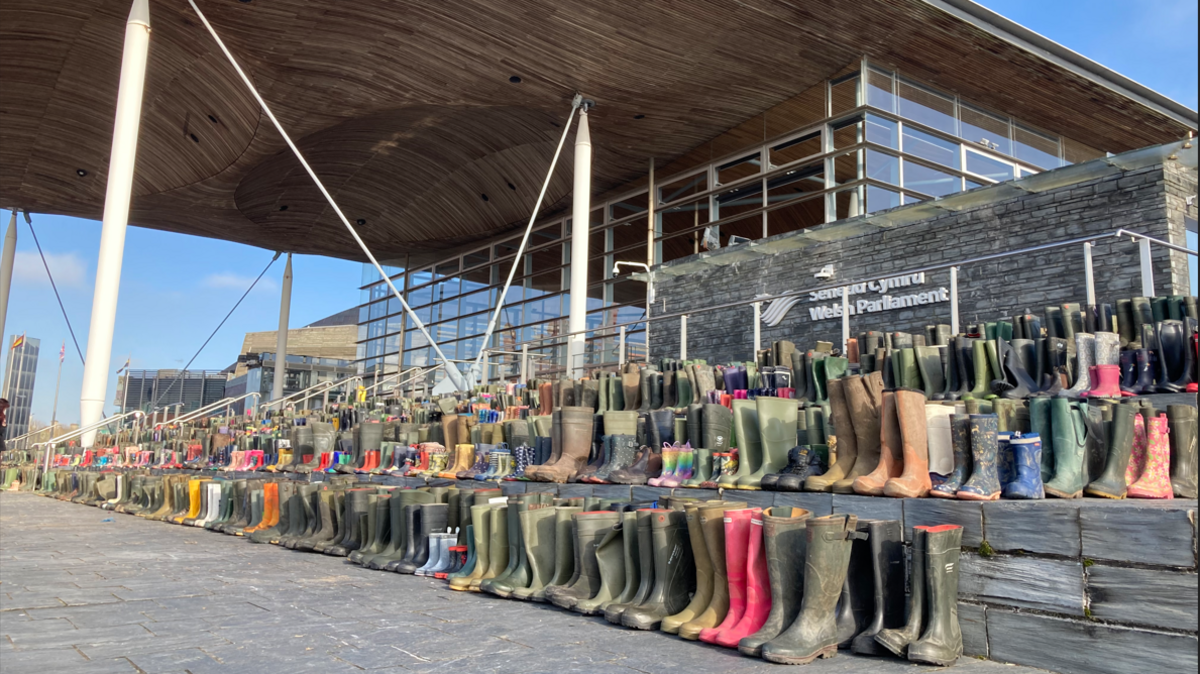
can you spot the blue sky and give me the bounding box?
[3,0,1197,428]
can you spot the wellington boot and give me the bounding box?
[573,522,626,615]
[883,389,932,498]
[252,482,294,544]
[957,414,1001,500]
[738,397,797,490]
[401,503,449,574]
[604,510,654,624]
[471,506,509,591]
[245,482,278,533]
[552,511,621,609]
[761,515,863,665]
[512,506,559,600]
[715,510,771,648]
[301,491,338,551]
[965,339,991,398]
[481,497,523,594]
[908,525,964,666]
[534,407,594,483]
[698,508,755,643]
[539,506,584,602]
[875,528,928,656]
[1128,415,1174,499]
[323,487,368,553]
[661,504,714,633]
[379,491,436,569]
[1168,405,1198,498]
[349,491,388,562]
[850,520,906,655]
[720,400,760,487]
[805,378,854,492]
[835,519,875,647]
[622,509,695,630]
[932,415,973,498]
[450,505,492,591]
[738,507,811,656]
[854,389,902,495]
[1044,399,1088,498]
[830,373,883,493]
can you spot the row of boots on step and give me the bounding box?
[47,469,968,668]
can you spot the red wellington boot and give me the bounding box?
[715,509,771,647]
[316,452,332,472]
[1083,364,1122,398]
[700,508,755,645]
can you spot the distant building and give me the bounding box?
[117,369,227,415]
[3,335,40,441]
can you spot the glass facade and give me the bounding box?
[356,57,1107,385]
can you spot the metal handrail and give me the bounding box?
[168,391,263,426]
[33,409,145,447]
[256,374,362,412]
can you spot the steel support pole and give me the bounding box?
[841,287,850,352]
[272,253,292,400]
[753,302,761,356]
[618,326,626,366]
[1083,243,1096,307]
[680,315,688,360]
[42,354,63,476]
[567,108,592,378]
[1138,236,1155,298]
[79,0,150,448]
[949,266,960,336]
[0,212,16,345]
[520,344,529,383]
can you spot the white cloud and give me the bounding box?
[202,272,278,293]
[13,250,86,288]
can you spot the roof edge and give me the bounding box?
[924,0,1198,129]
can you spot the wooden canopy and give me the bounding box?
[1,0,1194,262]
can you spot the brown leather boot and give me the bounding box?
[884,389,932,498]
[534,407,594,483]
[805,378,856,492]
[442,413,459,453]
[831,373,884,493]
[853,391,903,495]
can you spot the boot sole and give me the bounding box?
[762,645,837,665]
[955,491,1000,501]
[1043,488,1083,499]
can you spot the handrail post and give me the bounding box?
[950,266,960,336]
[753,302,761,357]
[1138,236,1155,297]
[680,315,688,360]
[618,326,626,366]
[841,287,850,353]
[520,344,529,383]
[1083,243,1096,307]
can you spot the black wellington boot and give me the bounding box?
[325,488,369,555]
[551,511,621,609]
[374,490,435,569]
[739,507,811,656]
[397,503,450,574]
[1168,404,1198,499]
[875,527,927,657]
[835,519,876,648]
[907,525,965,666]
[850,520,906,655]
[992,337,1038,399]
[605,510,655,624]
[621,509,695,630]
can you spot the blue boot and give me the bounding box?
[1003,434,1045,499]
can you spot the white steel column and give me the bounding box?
[753,302,761,356]
[1138,237,1155,297]
[949,267,961,336]
[79,0,151,448]
[567,107,593,377]
[272,253,292,400]
[841,288,850,352]
[0,212,17,344]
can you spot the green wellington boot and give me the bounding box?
[450,505,491,591]
[806,378,856,492]
[738,507,812,657]
[470,505,509,591]
[661,504,714,633]
[875,527,928,656]
[512,505,558,600]
[1168,404,1198,499]
[761,515,863,665]
[621,509,695,630]
[604,510,654,624]
[1085,403,1137,499]
[1044,399,1088,499]
[738,397,797,490]
[491,493,550,597]
[550,511,621,609]
[965,340,991,399]
[720,400,761,488]
[676,500,744,638]
[907,525,965,666]
[481,497,523,595]
[573,520,626,615]
[1029,396,1054,481]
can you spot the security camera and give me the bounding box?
[814,264,835,280]
[612,263,621,275]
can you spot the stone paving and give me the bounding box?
[0,491,1049,674]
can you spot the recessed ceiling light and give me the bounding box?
[509,76,522,84]
[633,114,645,119]
[356,219,366,226]
[76,169,88,177]
[278,205,288,211]
[207,114,219,124]
[481,194,490,202]
[507,182,516,191]
[189,133,200,143]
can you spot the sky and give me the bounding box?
[2,0,1197,428]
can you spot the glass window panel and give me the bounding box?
[766,162,825,204]
[527,269,561,297]
[658,171,708,204]
[767,195,825,237]
[434,276,460,301]
[715,182,764,219]
[408,283,432,308]
[831,115,863,150]
[866,67,895,112]
[524,295,562,323]
[588,258,605,297]
[965,150,1015,183]
[903,162,961,198]
[866,150,900,186]
[611,243,647,276]
[386,296,400,316]
[959,104,1011,155]
[659,200,709,239]
[866,185,901,214]
[358,305,369,324]
[1063,138,1104,165]
[608,278,647,308]
[834,186,865,220]
[494,236,522,259]
[716,153,761,186]
[769,131,821,168]
[435,260,459,277]
[611,218,648,253]
[830,72,861,115]
[430,296,457,323]
[435,321,457,343]
[460,264,489,290]
[369,300,386,320]
[966,179,985,190]
[833,150,862,187]
[609,194,647,221]
[370,283,388,301]
[459,288,494,316]
[898,78,956,135]
[902,125,961,169]
[589,229,606,258]
[1013,124,1061,169]
[865,114,899,149]
[532,223,562,243]
[463,249,490,269]
[717,214,763,247]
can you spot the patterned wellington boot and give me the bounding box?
[1003,435,1045,499]
[1124,414,1149,488]
[1127,415,1173,499]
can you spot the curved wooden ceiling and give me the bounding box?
[1,0,1193,261]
